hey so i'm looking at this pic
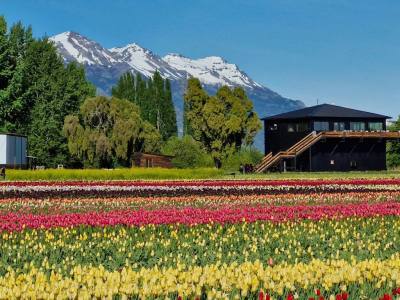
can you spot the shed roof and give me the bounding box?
[0,133,27,138]
[262,104,390,121]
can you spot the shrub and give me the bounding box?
[222,147,263,171]
[161,135,214,168]
[387,116,400,169]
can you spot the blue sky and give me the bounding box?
[2,0,400,119]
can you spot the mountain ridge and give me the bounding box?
[49,31,305,149]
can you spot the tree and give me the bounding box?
[184,78,261,168]
[161,135,213,168]
[135,73,146,109]
[183,78,209,138]
[387,116,400,168]
[111,72,135,103]
[0,16,95,167]
[0,19,34,133]
[112,71,177,141]
[23,39,95,167]
[63,96,161,168]
[161,79,177,139]
[0,16,11,91]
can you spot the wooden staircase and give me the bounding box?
[255,131,323,173]
[255,130,400,173]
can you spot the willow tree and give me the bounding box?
[63,96,161,168]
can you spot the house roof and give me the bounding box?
[262,104,390,121]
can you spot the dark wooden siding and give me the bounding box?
[264,119,312,154]
[133,153,173,168]
[309,138,386,171]
[264,117,388,172]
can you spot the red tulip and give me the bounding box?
[259,291,264,300]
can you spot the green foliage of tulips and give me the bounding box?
[1,217,399,277]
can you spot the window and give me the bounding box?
[269,123,278,131]
[314,121,329,131]
[369,122,383,131]
[287,123,295,132]
[296,122,308,132]
[333,122,345,131]
[350,122,365,131]
[287,122,308,132]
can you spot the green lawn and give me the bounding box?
[2,168,400,181]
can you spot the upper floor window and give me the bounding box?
[287,122,308,132]
[269,123,278,131]
[296,122,308,132]
[369,122,383,131]
[333,122,345,131]
[350,122,365,131]
[314,121,329,131]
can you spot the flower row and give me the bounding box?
[1,201,400,231]
[2,178,400,187]
[1,257,400,299]
[1,183,399,198]
[1,191,398,214]
[1,217,398,277]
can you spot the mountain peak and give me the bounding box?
[201,55,227,64]
[50,31,265,89]
[50,31,117,66]
[164,53,187,59]
[110,42,148,53]
[163,53,262,88]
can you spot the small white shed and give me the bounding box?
[0,133,27,168]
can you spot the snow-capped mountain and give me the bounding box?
[50,31,305,149]
[163,53,263,88]
[110,44,186,80]
[51,32,118,66]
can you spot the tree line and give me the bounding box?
[3,16,398,170]
[0,16,95,167]
[64,74,263,169]
[0,15,261,169]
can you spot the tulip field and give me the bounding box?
[1,179,400,299]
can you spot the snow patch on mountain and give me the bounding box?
[50,32,117,66]
[163,53,263,88]
[109,44,186,80]
[50,31,265,90]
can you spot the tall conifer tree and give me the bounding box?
[111,72,135,103]
[163,79,177,139]
[112,70,177,141]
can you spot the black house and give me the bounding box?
[256,104,400,172]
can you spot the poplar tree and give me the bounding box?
[112,71,177,141]
[111,72,135,103]
[163,79,178,139]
